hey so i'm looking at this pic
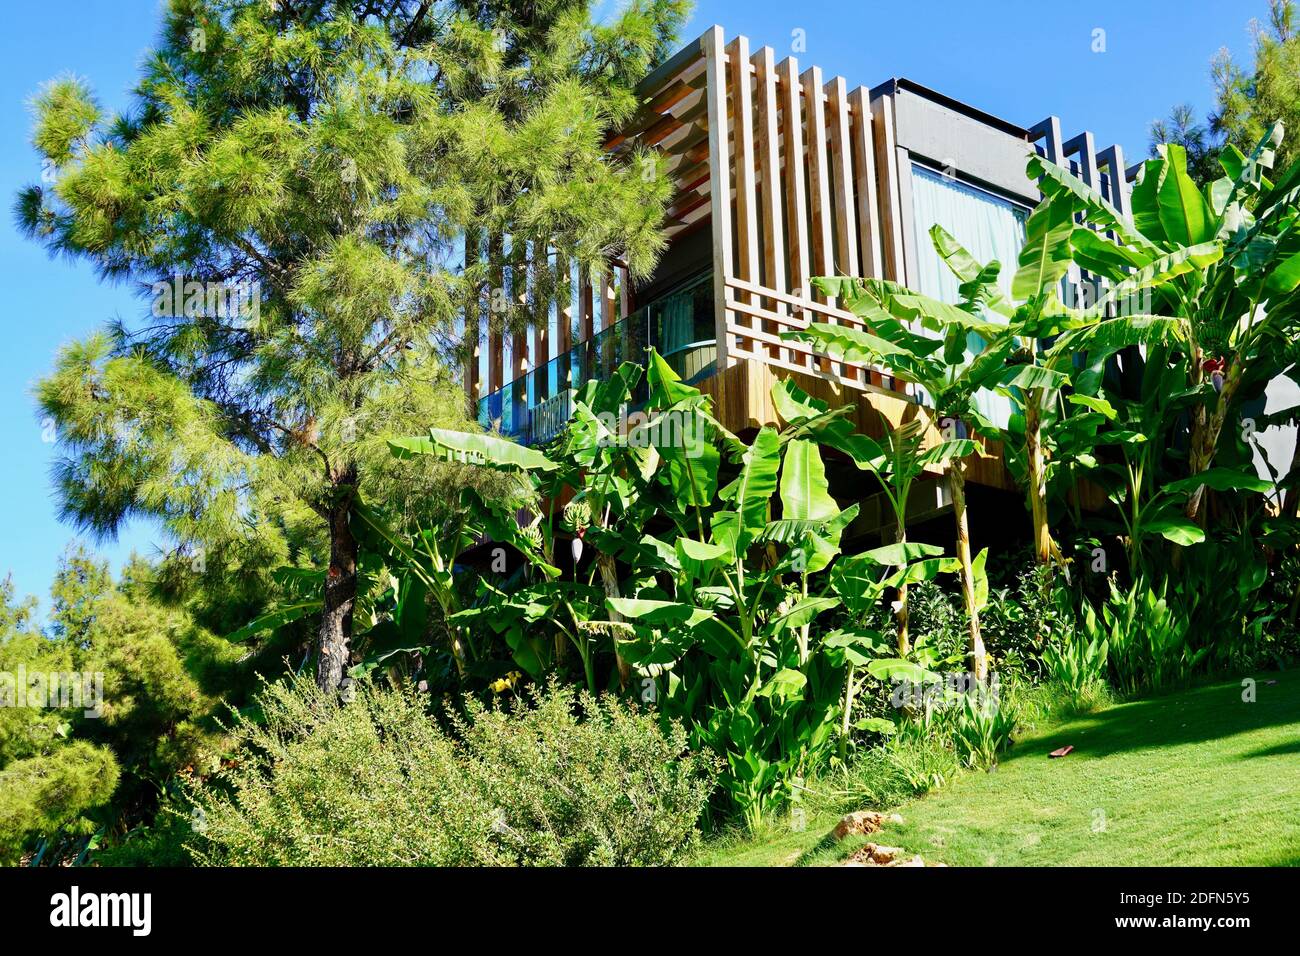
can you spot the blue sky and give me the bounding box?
[0,0,1272,611]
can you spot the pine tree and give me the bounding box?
[18,0,684,690]
[1211,0,1300,172]
[1148,104,1219,184]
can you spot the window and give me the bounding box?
[909,164,1028,426]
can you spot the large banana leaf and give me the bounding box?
[780,438,839,521]
[1012,193,1076,302]
[1027,154,1157,253]
[1157,144,1216,246]
[930,224,1015,318]
[389,427,558,472]
[718,426,781,549]
[1078,242,1223,318]
[224,600,320,643]
[1048,315,1190,359]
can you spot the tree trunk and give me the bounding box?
[597,552,632,689]
[1024,389,1052,566]
[895,512,909,656]
[317,467,358,692]
[950,463,987,682]
[1185,363,1243,523]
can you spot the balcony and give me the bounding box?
[477,271,716,444]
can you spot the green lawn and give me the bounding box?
[696,670,1300,866]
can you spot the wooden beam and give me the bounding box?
[579,266,594,344]
[753,45,787,362]
[531,246,548,399]
[487,234,504,394]
[870,91,906,285]
[826,76,859,282]
[802,65,838,376]
[779,56,810,370]
[703,25,735,371]
[728,35,761,345]
[849,86,883,279]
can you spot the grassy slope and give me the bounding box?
[696,670,1300,866]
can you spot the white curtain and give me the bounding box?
[909,164,1028,428]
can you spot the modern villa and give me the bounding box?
[462,25,1139,541]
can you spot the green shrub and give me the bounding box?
[1085,581,1206,695]
[189,675,717,866]
[451,683,720,865]
[949,691,1018,770]
[0,741,119,865]
[1042,631,1109,712]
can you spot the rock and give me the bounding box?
[833,810,904,840]
[847,842,903,865]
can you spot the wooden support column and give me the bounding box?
[802,65,838,376]
[849,87,883,280]
[555,252,573,390]
[532,246,549,399]
[703,25,736,371]
[579,265,594,386]
[487,234,504,395]
[728,35,760,354]
[754,46,787,362]
[463,229,481,411]
[870,91,906,285]
[779,56,810,370]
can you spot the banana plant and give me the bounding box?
[791,249,1013,679]
[1031,122,1300,525]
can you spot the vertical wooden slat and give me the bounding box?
[510,241,528,381]
[753,46,787,362]
[532,246,548,399]
[849,86,883,280]
[487,233,504,394]
[894,146,918,289]
[463,229,481,409]
[580,267,594,341]
[555,251,572,392]
[703,25,736,371]
[826,76,859,279]
[870,91,906,285]
[605,271,620,326]
[802,65,837,376]
[728,35,760,360]
[826,75,860,383]
[779,56,810,370]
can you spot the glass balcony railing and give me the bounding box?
[477,271,716,444]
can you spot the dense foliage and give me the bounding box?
[188,676,716,866]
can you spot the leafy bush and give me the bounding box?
[451,683,720,865]
[189,675,717,866]
[1042,631,1109,712]
[806,733,958,818]
[1085,581,1207,695]
[0,741,119,865]
[981,562,1076,679]
[950,692,1018,770]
